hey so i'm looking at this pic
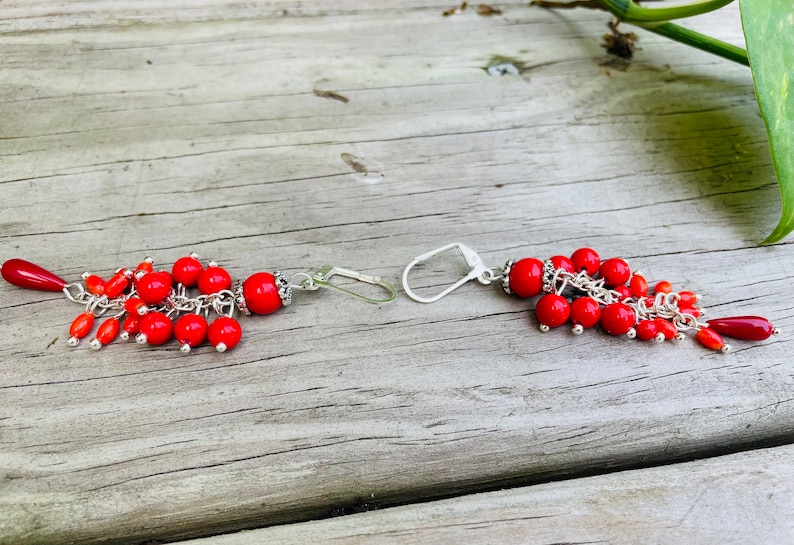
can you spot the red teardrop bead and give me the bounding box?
[696,327,726,351]
[508,258,544,298]
[535,294,571,329]
[570,297,601,329]
[599,258,631,287]
[242,272,283,315]
[208,316,242,352]
[706,316,776,341]
[600,303,635,335]
[2,259,67,292]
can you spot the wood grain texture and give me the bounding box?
[179,444,794,545]
[1,2,792,544]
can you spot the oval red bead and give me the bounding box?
[104,271,130,298]
[174,314,208,347]
[508,258,544,298]
[84,274,106,296]
[613,285,632,301]
[599,258,631,287]
[122,314,142,335]
[600,303,635,335]
[172,256,204,287]
[570,248,600,275]
[653,280,673,295]
[242,272,283,315]
[208,316,242,351]
[635,319,658,341]
[138,311,173,345]
[630,275,649,298]
[570,297,601,328]
[654,318,678,340]
[706,316,776,341]
[198,266,233,295]
[136,271,173,305]
[535,294,571,328]
[548,255,575,273]
[70,312,95,338]
[96,317,121,345]
[1,259,67,292]
[696,327,726,350]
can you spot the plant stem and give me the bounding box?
[644,22,748,66]
[600,0,736,23]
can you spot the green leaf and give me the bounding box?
[740,0,794,243]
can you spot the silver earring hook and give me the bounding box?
[291,266,397,304]
[402,242,503,303]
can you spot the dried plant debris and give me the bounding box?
[443,2,468,16]
[313,89,350,103]
[602,20,639,59]
[341,153,368,174]
[477,4,503,15]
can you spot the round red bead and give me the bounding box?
[508,258,544,298]
[208,316,242,351]
[172,256,204,287]
[174,314,208,347]
[653,280,673,295]
[570,248,600,275]
[600,303,635,335]
[599,258,631,287]
[242,272,283,315]
[137,311,173,345]
[549,255,575,273]
[570,297,601,328]
[198,266,233,295]
[135,271,173,305]
[635,319,658,341]
[535,294,571,329]
[1,259,68,292]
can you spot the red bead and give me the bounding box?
[172,256,204,287]
[508,258,544,298]
[678,291,698,306]
[84,274,106,296]
[570,297,601,328]
[135,271,173,305]
[630,275,648,298]
[207,316,242,352]
[70,312,95,338]
[654,318,678,340]
[96,317,121,345]
[535,294,570,329]
[174,314,208,348]
[706,316,776,341]
[104,271,130,298]
[137,311,173,345]
[122,314,141,335]
[135,261,154,275]
[198,266,232,295]
[635,319,658,341]
[124,297,149,316]
[613,285,632,301]
[570,248,600,275]
[678,305,700,318]
[696,327,726,351]
[1,259,67,292]
[653,280,673,295]
[599,258,631,287]
[242,272,283,315]
[600,303,635,335]
[549,255,575,273]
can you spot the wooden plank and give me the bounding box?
[176,444,794,545]
[1,2,792,544]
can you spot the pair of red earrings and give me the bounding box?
[402,243,778,352]
[1,255,396,353]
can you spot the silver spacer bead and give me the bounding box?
[721,344,732,353]
[119,331,130,341]
[179,343,192,354]
[67,336,80,347]
[233,279,251,315]
[626,327,636,339]
[572,324,584,335]
[89,338,102,350]
[135,333,148,344]
[539,323,550,333]
[654,332,665,343]
[274,271,292,307]
[501,259,514,295]
[208,260,218,268]
[215,342,227,353]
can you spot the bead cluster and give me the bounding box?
[503,248,778,352]
[1,255,290,353]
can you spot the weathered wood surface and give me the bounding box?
[180,443,794,545]
[0,2,792,544]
